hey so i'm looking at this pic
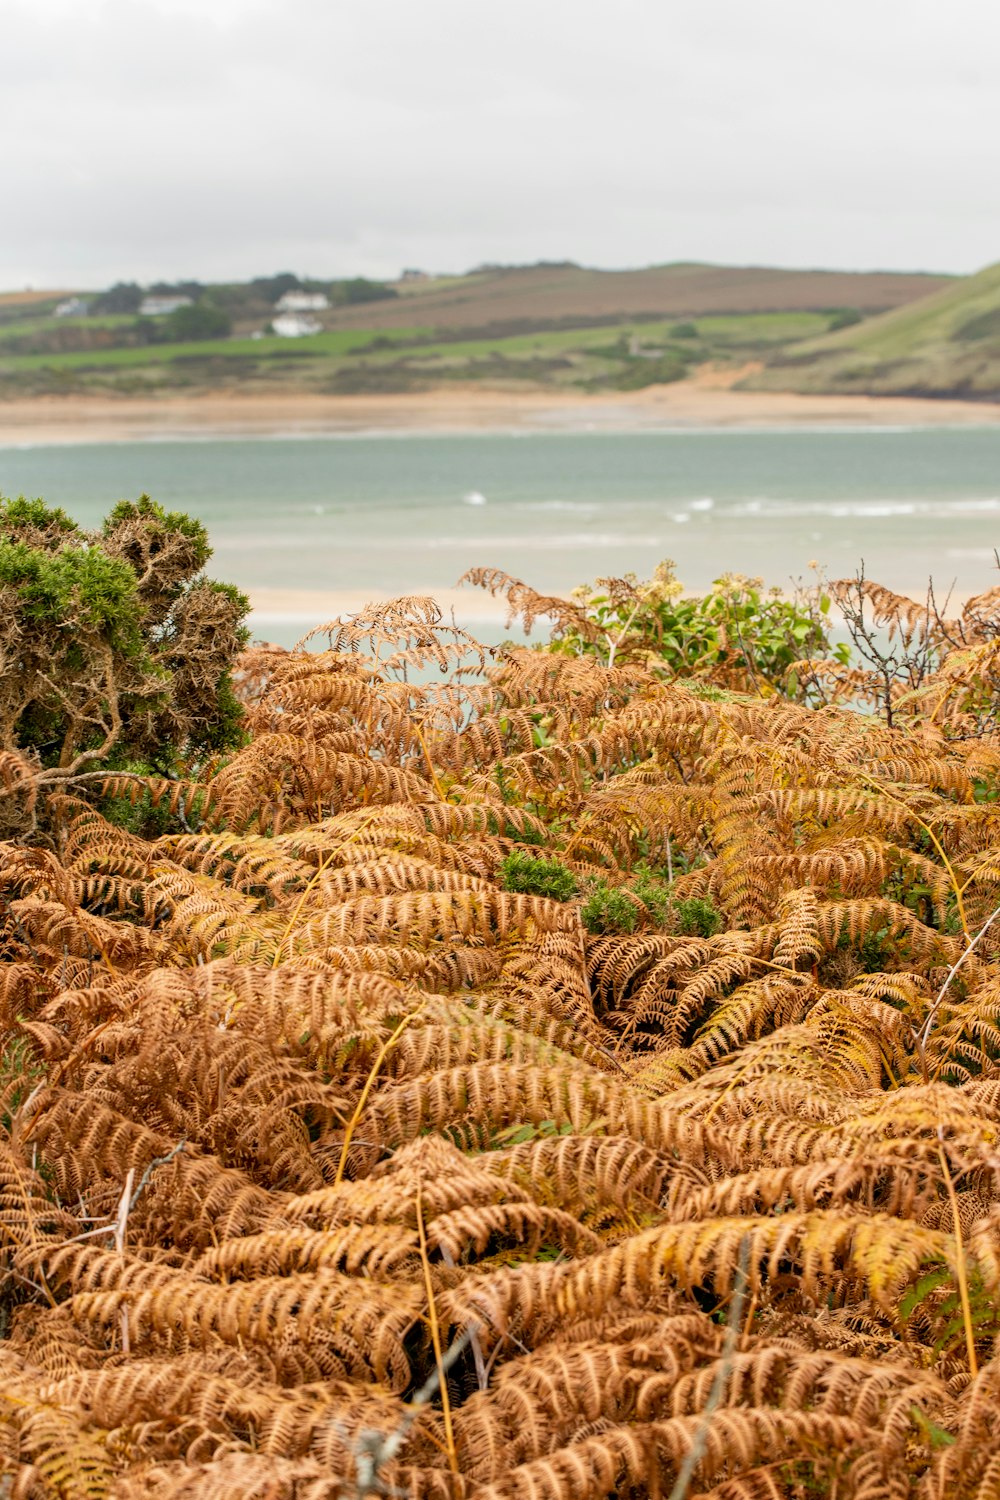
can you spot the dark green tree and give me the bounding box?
[90,281,143,314]
[160,301,231,341]
[332,278,399,305]
[249,272,302,304]
[148,280,204,299]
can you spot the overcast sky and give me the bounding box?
[4,0,999,289]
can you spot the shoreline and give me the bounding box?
[247,583,978,637]
[2,382,1000,445]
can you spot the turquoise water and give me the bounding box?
[2,428,999,644]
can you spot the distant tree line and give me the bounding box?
[75,273,398,328]
[4,270,402,361]
[244,271,398,306]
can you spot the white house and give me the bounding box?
[139,295,192,317]
[272,313,322,338]
[54,296,91,318]
[274,291,329,313]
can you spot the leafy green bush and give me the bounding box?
[556,560,850,702]
[90,281,143,315]
[500,850,577,901]
[133,301,231,346]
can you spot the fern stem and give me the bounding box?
[750,955,815,980]
[667,1234,750,1500]
[269,848,337,967]
[415,1181,459,1476]
[410,716,447,801]
[559,810,594,860]
[937,1136,979,1379]
[605,597,644,670]
[918,902,1000,1082]
[439,1243,488,1389]
[268,809,383,967]
[856,773,970,941]
[333,998,424,1188]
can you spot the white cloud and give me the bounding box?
[2,0,999,286]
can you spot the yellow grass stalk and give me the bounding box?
[415,1180,459,1476]
[333,995,425,1188]
[857,772,969,941]
[937,1136,979,1379]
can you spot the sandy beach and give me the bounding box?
[2,381,1000,446]
[248,585,517,631]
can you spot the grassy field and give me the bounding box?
[747,260,1000,401]
[0,309,881,398]
[0,312,136,343]
[1,325,426,370]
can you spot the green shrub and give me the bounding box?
[630,867,672,926]
[499,850,577,901]
[91,281,143,315]
[613,350,690,390]
[581,881,640,934]
[826,307,863,331]
[581,868,673,935]
[0,493,249,797]
[674,896,722,937]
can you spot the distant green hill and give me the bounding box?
[748,261,1000,400]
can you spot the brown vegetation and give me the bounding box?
[0,291,71,309]
[331,263,951,332]
[3,574,1000,1497]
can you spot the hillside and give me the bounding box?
[749,260,1000,400]
[334,260,950,332]
[0,288,73,309]
[0,261,952,401]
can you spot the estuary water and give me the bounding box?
[2,426,1000,646]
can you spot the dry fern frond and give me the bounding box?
[7,570,1000,1498]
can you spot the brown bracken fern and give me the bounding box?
[4,575,1000,1499]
